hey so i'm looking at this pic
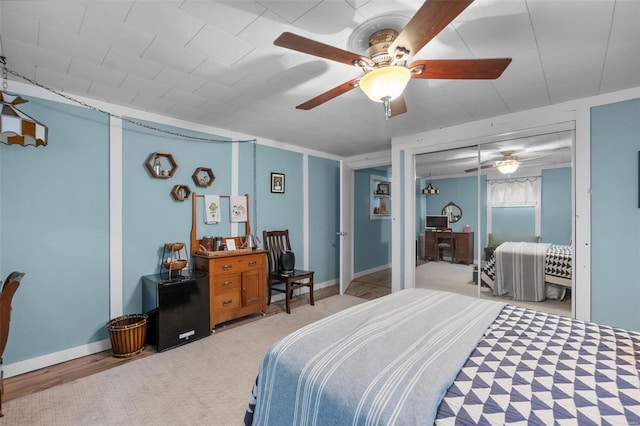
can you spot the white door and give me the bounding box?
[339,160,353,294]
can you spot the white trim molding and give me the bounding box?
[109,116,123,319]
[4,339,111,378]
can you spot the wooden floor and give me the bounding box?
[344,268,391,300]
[4,270,390,403]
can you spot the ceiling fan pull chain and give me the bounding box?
[383,97,391,121]
[1,56,7,90]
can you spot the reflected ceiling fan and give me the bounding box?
[273,0,512,119]
[465,150,550,174]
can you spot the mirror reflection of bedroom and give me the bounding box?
[415,131,573,317]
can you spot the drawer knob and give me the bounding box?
[223,281,233,287]
[222,264,232,270]
[222,300,233,307]
[248,260,257,266]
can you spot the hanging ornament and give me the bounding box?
[0,57,48,147]
[422,182,439,195]
[0,91,48,146]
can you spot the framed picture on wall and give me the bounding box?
[271,172,285,193]
[377,182,390,195]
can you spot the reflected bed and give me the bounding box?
[482,242,572,301]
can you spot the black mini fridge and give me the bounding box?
[142,271,211,352]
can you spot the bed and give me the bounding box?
[481,242,572,301]
[245,289,639,425]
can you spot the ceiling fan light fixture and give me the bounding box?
[496,159,520,174]
[359,66,411,102]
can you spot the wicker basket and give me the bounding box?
[107,314,148,358]
[162,258,188,270]
[164,242,184,251]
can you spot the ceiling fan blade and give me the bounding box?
[296,78,361,110]
[389,0,473,61]
[390,95,408,117]
[409,58,512,79]
[519,154,550,162]
[274,32,373,67]
[465,164,494,173]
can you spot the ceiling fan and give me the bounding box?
[464,150,550,174]
[273,0,512,119]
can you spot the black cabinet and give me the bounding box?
[142,271,211,352]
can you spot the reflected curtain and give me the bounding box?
[487,177,540,207]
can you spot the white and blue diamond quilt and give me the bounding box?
[436,305,640,425]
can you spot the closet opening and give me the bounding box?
[413,130,573,317]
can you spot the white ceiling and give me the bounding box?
[1,0,638,157]
[415,129,573,178]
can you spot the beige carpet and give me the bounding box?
[1,295,364,425]
[414,261,572,317]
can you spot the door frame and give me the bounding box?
[339,160,353,294]
[341,151,393,294]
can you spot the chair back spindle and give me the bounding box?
[435,227,455,263]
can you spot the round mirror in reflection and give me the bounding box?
[442,201,462,223]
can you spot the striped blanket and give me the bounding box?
[482,243,572,301]
[247,289,505,425]
[494,241,550,302]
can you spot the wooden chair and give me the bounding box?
[0,271,24,417]
[263,230,314,314]
[435,227,455,263]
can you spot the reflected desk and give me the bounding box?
[424,231,474,265]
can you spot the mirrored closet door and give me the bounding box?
[414,130,573,317]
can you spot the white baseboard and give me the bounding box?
[6,278,341,378]
[4,339,112,378]
[353,264,391,279]
[269,277,338,302]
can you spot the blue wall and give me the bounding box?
[122,120,233,314]
[1,97,110,360]
[423,175,486,255]
[354,166,391,273]
[0,95,340,367]
[541,167,571,244]
[254,145,304,255]
[492,206,535,236]
[591,98,640,331]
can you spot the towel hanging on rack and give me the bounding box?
[230,196,247,223]
[204,195,220,224]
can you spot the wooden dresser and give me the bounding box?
[424,231,474,265]
[193,250,267,328]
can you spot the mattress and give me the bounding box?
[245,288,640,425]
[482,243,572,288]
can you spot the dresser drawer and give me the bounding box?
[212,254,265,273]
[213,292,240,311]
[213,273,241,293]
[213,291,240,325]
